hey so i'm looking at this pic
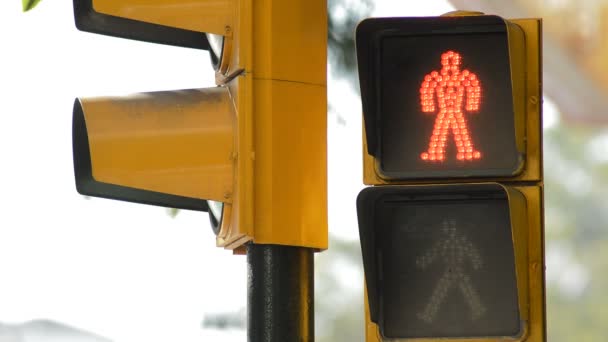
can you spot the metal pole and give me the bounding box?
[247,244,314,342]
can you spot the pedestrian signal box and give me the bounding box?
[356,14,545,342]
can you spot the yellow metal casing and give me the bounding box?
[217,0,328,250]
[73,88,235,209]
[360,17,544,342]
[252,0,327,249]
[90,0,235,36]
[212,0,254,250]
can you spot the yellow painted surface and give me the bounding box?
[247,0,327,249]
[92,0,234,35]
[80,87,234,203]
[216,72,255,249]
[516,185,546,342]
[253,0,327,86]
[512,19,543,182]
[252,79,328,249]
[216,0,328,250]
[215,0,252,85]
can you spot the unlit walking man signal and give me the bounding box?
[416,219,486,323]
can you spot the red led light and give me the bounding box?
[419,51,482,162]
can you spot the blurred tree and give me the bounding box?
[515,0,608,92]
[316,237,365,342]
[314,2,372,342]
[328,0,373,90]
[543,120,608,342]
[22,0,41,12]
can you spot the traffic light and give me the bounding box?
[356,14,544,341]
[71,0,328,251]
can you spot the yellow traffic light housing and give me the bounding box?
[71,0,327,251]
[356,14,544,341]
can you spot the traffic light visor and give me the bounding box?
[73,88,235,211]
[73,0,217,50]
[357,184,523,339]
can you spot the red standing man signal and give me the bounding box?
[420,50,482,162]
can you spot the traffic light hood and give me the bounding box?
[73,0,235,50]
[72,87,235,211]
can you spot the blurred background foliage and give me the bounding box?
[22,0,41,12]
[517,0,608,90]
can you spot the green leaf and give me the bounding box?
[166,208,180,218]
[22,0,42,12]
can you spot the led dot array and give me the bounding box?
[419,50,482,162]
[416,219,487,323]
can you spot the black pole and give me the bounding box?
[247,244,314,342]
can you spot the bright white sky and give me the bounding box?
[0,1,571,341]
